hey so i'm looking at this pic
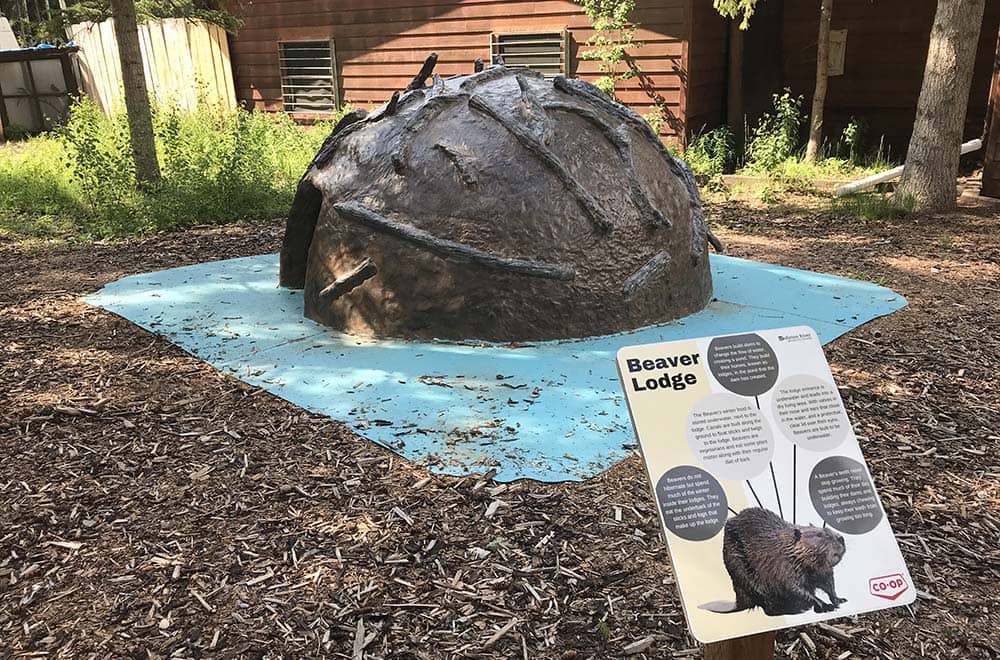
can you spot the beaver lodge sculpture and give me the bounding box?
[280,53,723,342]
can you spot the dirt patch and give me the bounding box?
[1,199,999,659]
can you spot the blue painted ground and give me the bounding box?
[83,254,905,482]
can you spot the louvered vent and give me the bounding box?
[279,40,340,114]
[490,32,568,77]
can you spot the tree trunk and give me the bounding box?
[896,0,986,210]
[110,0,160,185]
[980,25,1000,198]
[804,0,833,163]
[726,18,745,153]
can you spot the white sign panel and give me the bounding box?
[616,326,914,643]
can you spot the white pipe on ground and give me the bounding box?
[832,138,983,197]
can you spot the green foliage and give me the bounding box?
[837,117,865,165]
[575,0,640,98]
[6,0,245,46]
[61,98,135,211]
[685,125,737,176]
[829,193,916,221]
[702,175,730,195]
[65,0,244,33]
[744,90,804,171]
[0,138,85,236]
[1,123,35,141]
[687,100,902,203]
[757,184,778,205]
[642,105,666,135]
[0,98,347,239]
[737,97,895,187]
[713,0,760,29]
[766,156,890,183]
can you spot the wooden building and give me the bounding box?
[227,0,720,144]
[762,0,1000,157]
[227,0,1000,152]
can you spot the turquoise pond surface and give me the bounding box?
[84,253,906,482]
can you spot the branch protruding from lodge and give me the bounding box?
[552,75,722,256]
[434,142,479,187]
[468,93,611,233]
[312,108,368,169]
[544,101,667,228]
[623,251,671,299]
[333,201,577,281]
[406,52,438,91]
[318,257,379,301]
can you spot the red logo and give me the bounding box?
[868,573,909,601]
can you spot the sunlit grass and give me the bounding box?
[0,99,346,240]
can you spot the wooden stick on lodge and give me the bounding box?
[704,631,776,660]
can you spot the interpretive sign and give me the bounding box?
[617,326,914,643]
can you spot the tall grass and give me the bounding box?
[829,193,916,220]
[685,125,737,177]
[683,91,900,186]
[0,98,344,239]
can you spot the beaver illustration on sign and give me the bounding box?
[699,508,847,616]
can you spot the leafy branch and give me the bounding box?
[712,0,759,30]
[575,0,641,98]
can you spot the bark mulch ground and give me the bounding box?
[1,198,998,659]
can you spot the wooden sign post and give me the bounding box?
[705,632,776,660]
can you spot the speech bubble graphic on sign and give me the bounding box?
[687,393,775,480]
[809,455,884,534]
[655,465,729,541]
[707,332,780,397]
[773,374,851,451]
[616,326,915,645]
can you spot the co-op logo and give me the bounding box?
[868,573,909,600]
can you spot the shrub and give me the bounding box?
[0,137,84,236]
[745,90,803,171]
[576,0,641,98]
[685,125,737,176]
[837,117,865,165]
[0,98,346,239]
[60,96,144,234]
[643,105,666,135]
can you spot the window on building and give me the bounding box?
[490,31,569,78]
[279,40,340,114]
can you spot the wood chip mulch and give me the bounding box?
[1,199,999,659]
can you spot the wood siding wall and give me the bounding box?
[228,0,689,139]
[685,0,727,138]
[782,0,1000,157]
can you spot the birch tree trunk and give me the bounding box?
[110,0,161,185]
[895,0,985,210]
[804,0,833,163]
